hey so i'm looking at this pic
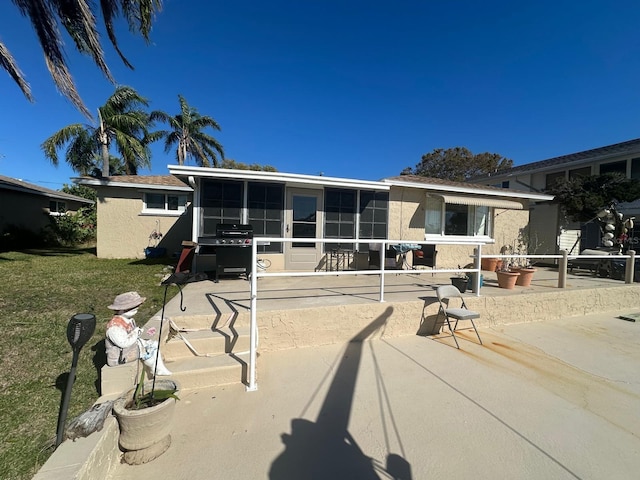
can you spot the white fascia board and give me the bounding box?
[168,165,390,191]
[382,178,554,202]
[74,177,192,192]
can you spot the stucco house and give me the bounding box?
[78,167,552,272]
[470,138,640,254]
[76,175,193,259]
[0,174,93,235]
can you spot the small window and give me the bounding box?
[569,166,591,179]
[143,192,188,214]
[49,200,66,215]
[632,158,640,179]
[545,171,566,190]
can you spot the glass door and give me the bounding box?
[286,189,322,270]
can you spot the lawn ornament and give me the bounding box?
[105,291,171,376]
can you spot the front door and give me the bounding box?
[285,189,322,270]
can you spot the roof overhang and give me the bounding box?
[383,178,554,202]
[168,165,391,191]
[75,177,192,192]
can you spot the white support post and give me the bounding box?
[558,249,568,289]
[474,244,482,296]
[247,240,258,392]
[379,240,386,302]
[625,250,636,284]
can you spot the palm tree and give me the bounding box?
[1,0,162,118]
[42,86,153,176]
[150,95,224,167]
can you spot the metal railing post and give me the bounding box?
[379,240,386,302]
[558,249,568,289]
[247,240,258,392]
[473,244,482,296]
[625,250,636,284]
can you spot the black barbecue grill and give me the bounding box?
[197,224,253,282]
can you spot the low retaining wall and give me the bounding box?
[257,284,640,351]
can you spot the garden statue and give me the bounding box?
[105,291,171,376]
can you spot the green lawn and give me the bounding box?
[0,249,173,479]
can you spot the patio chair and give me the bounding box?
[435,285,482,348]
[412,244,437,275]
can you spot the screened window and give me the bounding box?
[248,182,284,253]
[324,188,356,250]
[143,193,187,214]
[359,191,388,241]
[425,197,491,237]
[200,180,243,235]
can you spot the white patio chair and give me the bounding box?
[435,285,482,348]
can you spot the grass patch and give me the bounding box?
[0,248,174,479]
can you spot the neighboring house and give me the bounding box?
[76,175,193,259]
[161,165,551,271]
[470,138,640,254]
[0,174,93,234]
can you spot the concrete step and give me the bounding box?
[163,353,246,391]
[169,311,250,331]
[164,326,250,359]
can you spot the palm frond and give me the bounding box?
[0,41,32,101]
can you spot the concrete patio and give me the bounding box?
[34,268,640,479]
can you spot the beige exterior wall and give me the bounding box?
[386,186,530,269]
[0,190,85,233]
[95,186,192,259]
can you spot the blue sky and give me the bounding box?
[2,1,640,190]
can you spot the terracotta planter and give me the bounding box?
[113,379,179,465]
[481,258,505,272]
[513,267,536,286]
[481,258,499,272]
[496,270,520,289]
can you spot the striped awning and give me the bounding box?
[434,194,524,210]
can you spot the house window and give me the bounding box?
[545,171,566,190]
[425,197,491,238]
[324,188,356,250]
[359,191,388,244]
[632,158,640,179]
[248,182,284,253]
[569,166,591,179]
[599,160,627,176]
[143,192,188,214]
[201,180,243,235]
[49,200,66,216]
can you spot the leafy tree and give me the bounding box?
[220,159,277,171]
[149,95,224,167]
[42,86,153,176]
[402,147,513,181]
[549,173,640,222]
[1,0,162,118]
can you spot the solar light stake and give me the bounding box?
[55,313,96,447]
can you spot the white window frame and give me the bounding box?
[424,196,494,243]
[48,200,67,216]
[142,191,188,216]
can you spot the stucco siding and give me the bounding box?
[0,190,84,233]
[95,187,192,259]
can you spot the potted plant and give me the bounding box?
[112,288,179,465]
[144,224,166,258]
[450,266,469,293]
[496,262,520,289]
